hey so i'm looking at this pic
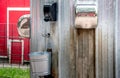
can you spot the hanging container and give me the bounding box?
[29,51,51,76]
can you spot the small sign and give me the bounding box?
[75,0,97,14]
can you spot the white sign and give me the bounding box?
[75,0,97,14]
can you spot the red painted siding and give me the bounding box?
[0,1,7,23]
[11,42,22,64]
[0,0,30,63]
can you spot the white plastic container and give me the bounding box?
[29,52,51,76]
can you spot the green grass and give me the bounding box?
[0,67,30,78]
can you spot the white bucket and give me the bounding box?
[29,52,51,76]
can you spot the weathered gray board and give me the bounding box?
[31,0,116,78]
[96,0,115,78]
[30,0,58,78]
[58,0,115,78]
[115,0,120,78]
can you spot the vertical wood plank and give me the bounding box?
[89,30,95,78]
[50,22,59,78]
[102,21,108,78]
[69,0,76,78]
[31,0,40,52]
[77,29,83,78]
[58,0,73,78]
[96,28,102,78]
[37,0,47,51]
[76,29,95,78]
[99,0,115,78]
[69,27,76,78]
[75,29,79,78]
[116,0,120,78]
[82,30,89,78]
[101,1,108,75]
[107,0,115,78]
[96,0,103,78]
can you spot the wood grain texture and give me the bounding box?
[89,30,95,78]
[76,29,95,78]
[31,0,58,78]
[82,30,89,78]
[107,1,115,77]
[58,0,73,78]
[76,30,83,78]
[116,0,120,78]
[96,0,115,78]
[30,0,116,78]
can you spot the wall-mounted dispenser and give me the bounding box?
[17,14,30,38]
[43,2,57,22]
[75,1,98,29]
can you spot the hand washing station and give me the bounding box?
[75,1,98,29]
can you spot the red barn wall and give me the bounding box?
[0,0,30,63]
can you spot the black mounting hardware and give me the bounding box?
[43,3,57,22]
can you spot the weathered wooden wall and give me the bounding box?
[31,0,117,78]
[30,0,58,78]
[96,0,115,78]
[58,0,75,78]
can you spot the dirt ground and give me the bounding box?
[0,58,30,69]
